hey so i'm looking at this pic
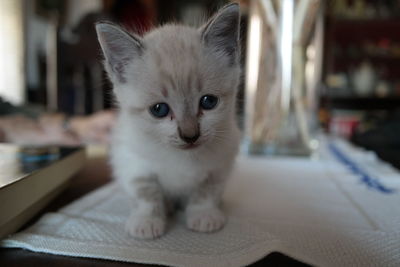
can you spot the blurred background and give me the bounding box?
[321,0,400,168]
[1,0,400,167]
[0,0,236,114]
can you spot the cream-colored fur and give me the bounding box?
[96,4,241,239]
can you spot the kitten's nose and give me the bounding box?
[180,133,200,144]
[178,127,200,144]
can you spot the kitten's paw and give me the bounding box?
[125,214,166,239]
[186,208,226,233]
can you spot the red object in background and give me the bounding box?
[113,0,156,35]
[378,38,390,49]
[330,115,361,138]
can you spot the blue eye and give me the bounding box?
[200,95,219,110]
[149,103,170,118]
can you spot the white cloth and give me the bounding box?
[2,139,400,267]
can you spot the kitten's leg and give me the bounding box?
[185,174,226,232]
[124,175,166,239]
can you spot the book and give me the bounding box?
[0,144,86,239]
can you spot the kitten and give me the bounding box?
[96,3,241,239]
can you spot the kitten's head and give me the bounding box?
[96,4,240,150]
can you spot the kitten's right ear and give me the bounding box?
[200,3,240,66]
[96,23,144,83]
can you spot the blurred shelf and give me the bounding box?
[321,96,400,110]
[330,17,400,24]
[328,18,400,43]
[331,57,400,79]
[334,55,400,62]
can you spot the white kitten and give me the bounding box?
[96,4,241,239]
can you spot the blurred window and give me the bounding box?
[0,0,25,105]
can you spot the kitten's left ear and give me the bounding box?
[200,3,240,65]
[96,22,144,84]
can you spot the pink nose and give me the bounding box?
[180,132,200,144]
[177,116,200,144]
[178,126,200,144]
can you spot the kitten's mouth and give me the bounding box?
[181,143,200,150]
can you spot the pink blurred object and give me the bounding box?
[330,113,361,138]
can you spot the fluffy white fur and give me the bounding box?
[96,4,241,239]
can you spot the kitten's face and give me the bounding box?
[97,4,240,150]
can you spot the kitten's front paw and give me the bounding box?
[125,214,166,239]
[186,208,226,233]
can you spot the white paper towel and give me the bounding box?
[2,140,400,267]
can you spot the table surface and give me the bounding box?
[0,157,309,267]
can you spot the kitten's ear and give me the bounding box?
[200,3,240,65]
[96,23,144,83]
